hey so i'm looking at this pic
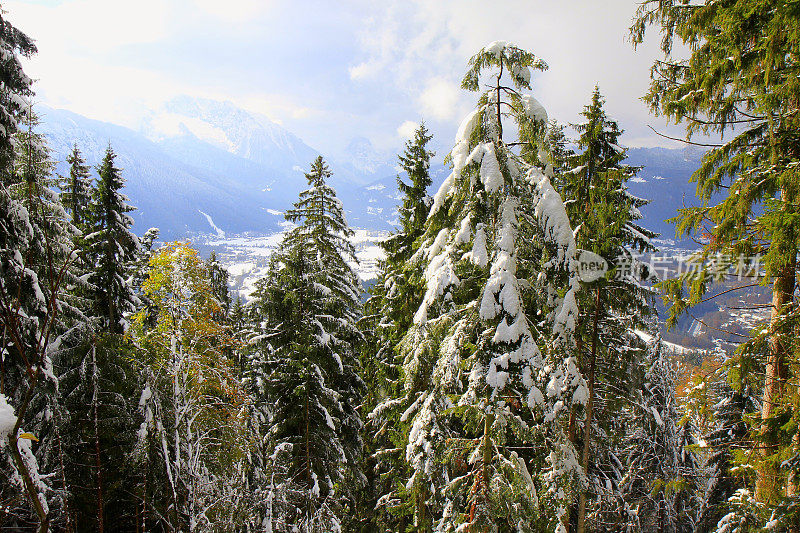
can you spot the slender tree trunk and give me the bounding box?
[415,481,428,531]
[6,372,49,532]
[565,321,584,533]
[788,429,800,533]
[91,345,105,533]
[481,411,494,533]
[496,63,503,141]
[53,395,72,533]
[755,230,796,504]
[305,380,312,531]
[577,287,600,533]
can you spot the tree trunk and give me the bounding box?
[92,346,105,533]
[481,411,494,533]
[755,239,796,503]
[6,373,49,533]
[577,287,600,533]
[415,481,428,531]
[565,319,584,533]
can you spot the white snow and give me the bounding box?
[485,40,509,58]
[138,385,152,407]
[480,142,504,193]
[455,109,482,144]
[198,228,388,300]
[198,210,225,238]
[0,394,17,438]
[522,95,548,123]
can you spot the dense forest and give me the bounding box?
[1,1,800,532]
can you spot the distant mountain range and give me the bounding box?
[39,96,707,243]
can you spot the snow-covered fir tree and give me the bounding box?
[60,144,93,230]
[254,156,364,532]
[1,105,84,531]
[619,337,701,532]
[0,23,79,528]
[359,122,434,531]
[0,9,35,181]
[696,368,758,532]
[86,145,140,333]
[398,41,584,532]
[559,87,657,533]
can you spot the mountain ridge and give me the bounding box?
[39,97,705,243]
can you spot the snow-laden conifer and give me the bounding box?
[559,87,658,533]
[86,145,140,333]
[619,337,701,532]
[359,122,434,530]
[400,41,584,532]
[256,156,363,532]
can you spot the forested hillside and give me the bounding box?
[1,2,799,532]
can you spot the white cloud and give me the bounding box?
[3,0,700,157]
[418,77,461,121]
[397,120,419,139]
[193,0,273,22]
[348,0,692,146]
[7,0,168,52]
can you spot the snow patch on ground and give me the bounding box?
[196,228,388,300]
[635,330,695,355]
[198,210,225,238]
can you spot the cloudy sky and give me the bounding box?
[5,0,692,159]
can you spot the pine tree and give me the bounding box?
[631,0,800,507]
[87,145,139,333]
[1,105,81,532]
[399,41,584,531]
[619,338,701,532]
[358,122,434,531]
[60,144,93,230]
[255,156,363,532]
[208,250,231,321]
[11,107,79,300]
[0,9,36,182]
[559,87,657,533]
[696,370,758,532]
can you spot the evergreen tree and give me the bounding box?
[631,0,800,508]
[255,156,363,532]
[696,372,758,532]
[86,145,139,333]
[619,338,701,532]
[559,87,657,533]
[1,106,81,532]
[399,41,584,531]
[359,122,434,531]
[0,68,76,533]
[208,251,231,321]
[0,9,36,182]
[60,144,93,230]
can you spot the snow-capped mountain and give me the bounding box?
[38,96,707,245]
[142,96,319,178]
[38,98,402,238]
[40,106,291,239]
[337,137,396,185]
